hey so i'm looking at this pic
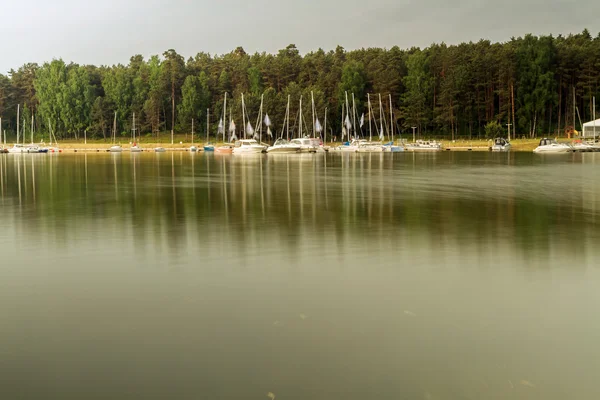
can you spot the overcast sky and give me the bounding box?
[1,0,598,74]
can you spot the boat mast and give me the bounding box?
[31,112,34,144]
[259,93,264,143]
[132,112,136,143]
[389,94,394,143]
[191,118,194,145]
[113,111,117,144]
[368,93,372,141]
[48,118,52,146]
[206,108,210,144]
[241,93,246,139]
[352,93,357,139]
[311,91,316,138]
[324,107,328,143]
[299,95,303,138]
[379,93,383,141]
[223,92,227,143]
[345,92,350,139]
[17,104,20,145]
[286,95,290,141]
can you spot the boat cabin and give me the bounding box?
[494,138,509,146]
[538,138,557,146]
[235,139,260,147]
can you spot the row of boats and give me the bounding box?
[104,137,443,154]
[1,143,61,153]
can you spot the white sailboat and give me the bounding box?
[338,93,359,152]
[130,113,142,152]
[382,94,403,152]
[267,96,301,153]
[203,109,214,152]
[109,112,123,152]
[216,93,234,154]
[233,93,266,154]
[189,118,198,152]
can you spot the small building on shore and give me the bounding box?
[582,118,600,139]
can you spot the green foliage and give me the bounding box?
[484,121,504,138]
[2,31,599,141]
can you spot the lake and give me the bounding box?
[1,151,599,399]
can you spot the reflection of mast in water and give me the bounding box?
[299,155,303,218]
[0,153,4,204]
[17,156,22,206]
[206,150,211,207]
[171,152,176,214]
[260,156,265,216]
[84,153,88,194]
[31,156,36,205]
[323,153,328,211]
[133,152,137,200]
[221,156,229,222]
[286,156,291,220]
[23,155,28,199]
[311,154,316,221]
[113,153,118,201]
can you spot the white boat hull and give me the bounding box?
[130,146,143,152]
[154,147,166,153]
[406,147,442,152]
[491,145,511,152]
[533,146,573,153]
[233,146,265,154]
[266,146,301,153]
[357,145,384,153]
[109,146,123,153]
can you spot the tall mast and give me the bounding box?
[311,91,316,138]
[132,112,136,143]
[259,93,264,143]
[352,93,357,139]
[17,104,20,145]
[191,118,194,145]
[223,92,227,143]
[368,93,372,141]
[48,118,52,146]
[286,95,290,141]
[324,107,328,143]
[113,111,117,144]
[206,108,210,143]
[241,93,246,139]
[299,95,303,138]
[345,92,350,139]
[31,112,34,144]
[389,93,394,143]
[573,86,576,137]
[379,93,383,141]
[341,99,345,141]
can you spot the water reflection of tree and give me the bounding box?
[0,153,597,268]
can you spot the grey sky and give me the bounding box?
[1,0,598,74]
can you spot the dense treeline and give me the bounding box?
[0,29,599,142]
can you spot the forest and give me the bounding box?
[0,29,599,142]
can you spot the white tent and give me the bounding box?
[582,118,600,138]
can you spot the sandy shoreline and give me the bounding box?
[0,139,569,153]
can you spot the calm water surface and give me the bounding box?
[1,151,599,399]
